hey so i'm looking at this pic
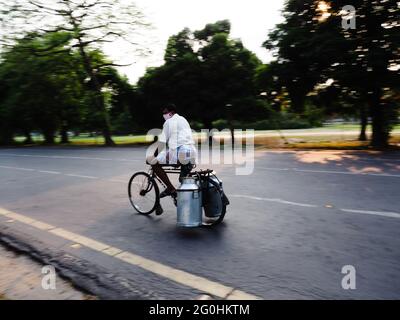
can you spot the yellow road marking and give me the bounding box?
[115,251,235,299]
[0,207,261,300]
[103,247,123,256]
[31,221,55,231]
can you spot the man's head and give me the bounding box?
[162,103,177,120]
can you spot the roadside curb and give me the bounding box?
[0,225,160,300]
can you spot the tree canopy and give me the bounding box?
[260,0,400,147]
[0,2,398,148]
[0,0,149,145]
[136,20,266,132]
[0,32,133,144]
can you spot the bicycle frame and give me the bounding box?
[147,164,216,191]
[147,165,182,190]
[129,164,228,226]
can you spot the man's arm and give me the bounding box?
[154,121,169,156]
[159,120,169,145]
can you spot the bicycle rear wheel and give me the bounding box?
[128,172,160,214]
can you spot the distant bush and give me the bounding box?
[189,121,205,131]
[212,112,316,130]
[302,104,324,127]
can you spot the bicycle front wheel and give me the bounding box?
[128,172,160,215]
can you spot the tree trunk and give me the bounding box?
[358,104,368,141]
[289,91,306,114]
[204,119,213,147]
[67,10,115,146]
[0,132,13,145]
[229,127,235,148]
[60,124,69,144]
[227,112,235,148]
[76,39,115,146]
[43,130,55,144]
[369,88,389,148]
[24,131,33,144]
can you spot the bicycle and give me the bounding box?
[128,164,229,227]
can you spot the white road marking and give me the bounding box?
[0,207,261,300]
[0,153,140,162]
[1,165,398,219]
[230,194,318,208]
[340,209,400,219]
[0,165,35,171]
[38,170,61,174]
[256,167,290,172]
[258,166,400,178]
[0,165,126,184]
[1,151,399,164]
[65,174,98,179]
[231,194,400,219]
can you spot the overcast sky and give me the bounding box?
[104,0,286,84]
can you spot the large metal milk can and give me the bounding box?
[203,175,223,218]
[177,177,202,227]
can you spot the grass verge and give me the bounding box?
[8,125,400,150]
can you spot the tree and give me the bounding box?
[197,29,262,129]
[136,20,264,141]
[327,0,400,147]
[0,32,84,144]
[0,0,149,145]
[263,0,400,147]
[164,28,195,63]
[0,31,132,144]
[97,66,137,135]
[263,0,325,114]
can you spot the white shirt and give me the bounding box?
[159,114,195,150]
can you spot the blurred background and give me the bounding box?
[1,1,400,301]
[0,0,399,149]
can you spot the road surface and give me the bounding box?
[0,147,399,299]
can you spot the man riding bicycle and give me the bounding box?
[147,104,197,207]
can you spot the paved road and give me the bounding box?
[0,147,399,299]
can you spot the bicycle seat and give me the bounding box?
[146,159,177,166]
[146,160,196,169]
[160,164,181,168]
[191,169,213,176]
[146,162,181,168]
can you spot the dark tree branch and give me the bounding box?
[95,61,135,68]
[27,0,61,14]
[38,26,75,33]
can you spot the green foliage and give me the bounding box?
[136,20,264,131]
[302,104,324,127]
[212,101,319,130]
[262,0,323,113]
[262,0,400,146]
[0,32,83,143]
[0,32,135,144]
[164,28,195,63]
[212,114,313,131]
[193,20,231,41]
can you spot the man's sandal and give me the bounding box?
[155,205,164,216]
